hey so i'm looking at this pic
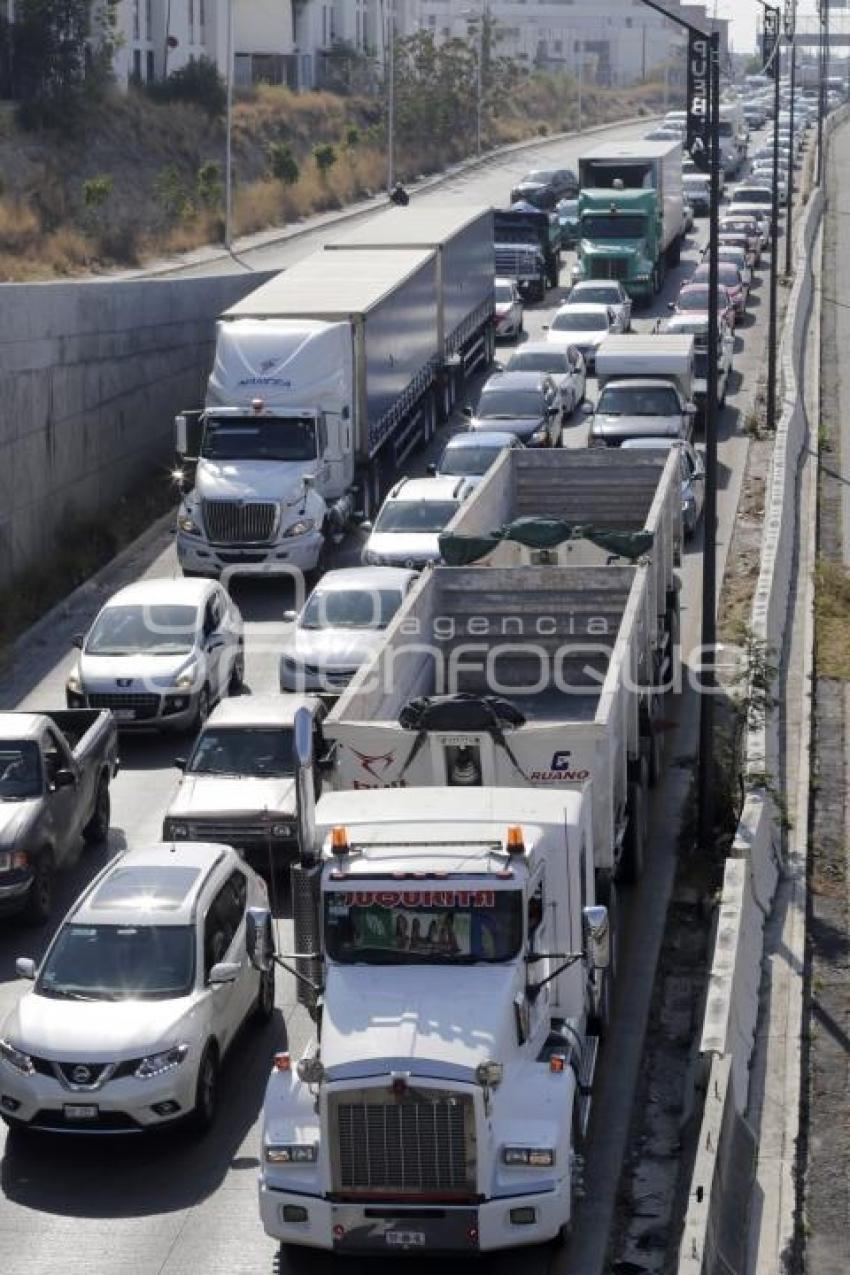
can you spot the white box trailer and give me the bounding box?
[325,563,669,889]
[438,446,682,655]
[595,334,695,400]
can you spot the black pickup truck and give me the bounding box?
[0,709,119,923]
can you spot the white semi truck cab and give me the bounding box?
[247,712,610,1254]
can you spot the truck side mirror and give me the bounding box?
[462,405,474,419]
[71,633,84,649]
[15,957,36,981]
[426,462,437,476]
[245,906,275,973]
[282,609,297,623]
[175,414,189,457]
[582,905,610,971]
[174,756,187,771]
[294,706,314,768]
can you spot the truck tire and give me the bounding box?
[666,235,682,267]
[23,852,54,926]
[82,776,110,845]
[621,781,647,884]
[536,277,547,303]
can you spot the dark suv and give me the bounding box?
[510,168,579,210]
[464,371,563,448]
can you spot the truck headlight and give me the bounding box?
[177,509,201,536]
[135,1045,189,1079]
[66,667,83,694]
[0,1038,35,1076]
[166,822,190,840]
[502,1146,556,1168]
[265,1143,319,1165]
[283,519,316,538]
[272,823,293,838]
[530,429,549,445]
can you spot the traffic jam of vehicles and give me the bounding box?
[0,75,819,1259]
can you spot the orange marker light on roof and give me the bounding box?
[549,1054,566,1074]
[506,825,525,855]
[331,826,349,856]
[251,397,264,414]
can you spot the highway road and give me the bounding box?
[0,116,779,1275]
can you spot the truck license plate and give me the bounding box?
[64,1104,98,1121]
[385,1231,425,1249]
[113,709,136,722]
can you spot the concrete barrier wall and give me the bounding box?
[0,270,273,589]
[675,108,850,1274]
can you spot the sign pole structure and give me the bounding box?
[634,0,721,853]
[817,0,825,184]
[784,3,797,279]
[387,0,396,192]
[758,0,781,434]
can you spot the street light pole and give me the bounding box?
[631,0,721,853]
[387,0,395,191]
[784,5,797,279]
[477,7,483,157]
[817,0,825,184]
[224,0,234,249]
[757,0,781,434]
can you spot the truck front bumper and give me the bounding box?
[176,529,325,578]
[259,1181,570,1253]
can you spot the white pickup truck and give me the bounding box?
[248,709,612,1254]
[590,335,697,446]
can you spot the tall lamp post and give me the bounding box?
[386,0,396,192]
[224,0,235,249]
[757,0,781,435]
[634,0,721,853]
[784,2,797,279]
[817,0,826,183]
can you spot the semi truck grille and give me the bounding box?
[590,257,630,281]
[331,1089,476,1197]
[88,693,160,720]
[202,500,277,545]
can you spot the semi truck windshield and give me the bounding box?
[581,216,646,239]
[203,417,317,462]
[324,887,523,965]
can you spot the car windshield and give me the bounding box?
[477,389,545,417]
[507,351,567,374]
[188,726,293,777]
[374,501,460,534]
[440,443,508,476]
[494,283,515,303]
[324,887,524,965]
[569,286,617,305]
[694,266,739,287]
[581,215,646,239]
[598,386,680,416]
[37,924,196,1001]
[202,416,317,462]
[301,587,403,630]
[558,201,578,215]
[552,311,607,332]
[0,741,41,801]
[85,604,198,655]
[525,171,555,183]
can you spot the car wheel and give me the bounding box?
[23,852,54,926]
[82,776,110,845]
[192,684,211,733]
[229,643,245,694]
[190,1045,219,1135]
[254,967,275,1025]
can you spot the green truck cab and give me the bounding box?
[573,141,684,301]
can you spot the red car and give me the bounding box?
[669,283,736,330]
[690,262,748,317]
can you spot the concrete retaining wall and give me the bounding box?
[0,270,273,589]
[675,107,850,1274]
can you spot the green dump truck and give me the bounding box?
[573,140,684,300]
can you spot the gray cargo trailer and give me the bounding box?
[325,205,495,418]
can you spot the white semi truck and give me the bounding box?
[248,709,612,1254]
[174,223,494,578]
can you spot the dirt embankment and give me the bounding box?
[0,78,669,281]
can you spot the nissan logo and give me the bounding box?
[117,678,133,688]
[72,1065,91,1084]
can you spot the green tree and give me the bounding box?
[82,174,113,210]
[148,57,226,117]
[196,161,222,208]
[268,141,300,185]
[313,142,338,175]
[13,0,117,130]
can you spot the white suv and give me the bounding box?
[0,842,273,1135]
